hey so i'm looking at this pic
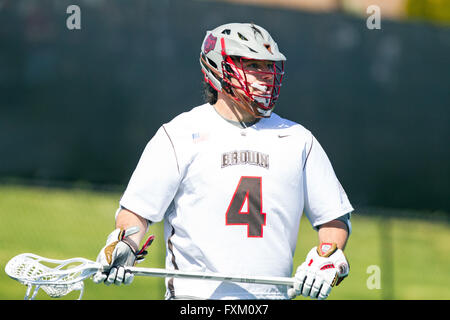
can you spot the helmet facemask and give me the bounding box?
[220,56,284,118]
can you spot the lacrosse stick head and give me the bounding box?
[5,253,100,300]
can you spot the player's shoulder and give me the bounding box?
[263,112,313,140]
[163,103,212,131]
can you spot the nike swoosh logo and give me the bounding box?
[278,134,290,138]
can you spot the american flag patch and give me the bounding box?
[192,132,209,143]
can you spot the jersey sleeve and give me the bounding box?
[303,134,354,229]
[118,126,181,223]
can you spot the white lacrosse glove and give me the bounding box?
[92,226,154,286]
[288,243,349,300]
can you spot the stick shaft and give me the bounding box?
[7,253,294,287]
[127,266,294,287]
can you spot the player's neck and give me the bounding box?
[213,94,257,124]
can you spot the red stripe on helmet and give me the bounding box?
[221,37,226,56]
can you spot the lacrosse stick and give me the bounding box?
[5,253,99,300]
[5,253,294,300]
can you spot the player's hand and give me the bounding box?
[92,226,154,286]
[287,243,349,300]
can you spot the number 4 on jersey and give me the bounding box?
[225,176,266,238]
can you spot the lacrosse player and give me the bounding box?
[93,22,354,300]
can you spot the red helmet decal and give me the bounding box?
[203,34,217,54]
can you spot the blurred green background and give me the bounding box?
[1,0,449,300]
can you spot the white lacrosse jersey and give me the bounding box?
[119,103,353,299]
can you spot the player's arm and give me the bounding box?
[92,126,180,287]
[92,208,154,286]
[289,216,350,300]
[116,208,149,248]
[291,134,353,300]
[318,218,349,250]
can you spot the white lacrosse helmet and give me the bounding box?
[200,22,286,118]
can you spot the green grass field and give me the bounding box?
[1,184,449,300]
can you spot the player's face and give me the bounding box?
[230,58,275,97]
[219,56,283,120]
